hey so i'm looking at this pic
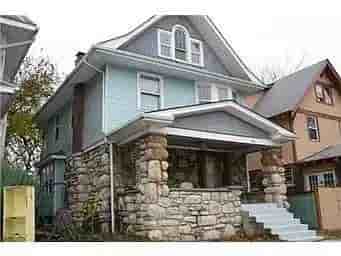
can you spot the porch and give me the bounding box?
[109,101,296,240]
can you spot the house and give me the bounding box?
[247,59,341,194]
[0,15,38,239]
[34,15,297,241]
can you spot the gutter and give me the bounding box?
[95,46,265,90]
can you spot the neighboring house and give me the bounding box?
[35,15,295,240]
[247,59,341,193]
[0,15,38,238]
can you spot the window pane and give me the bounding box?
[324,88,333,104]
[161,45,171,57]
[175,49,186,61]
[191,53,201,65]
[175,28,186,50]
[307,117,317,128]
[308,129,318,140]
[141,93,160,112]
[191,41,201,53]
[140,75,160,94]
[323,172,335,187]
[315,84,324,101]
[198,85,211,101]
[218,87,229,100]
[160,31,171,45]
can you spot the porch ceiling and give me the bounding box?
[167,134,269,153]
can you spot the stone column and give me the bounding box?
[134,134,169,240]
[261,148,289,208]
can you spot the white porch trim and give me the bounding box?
[0,17,37,31]
[163,127,279,147]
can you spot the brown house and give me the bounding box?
[246,59,341,193]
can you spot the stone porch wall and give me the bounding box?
[118,188,241,241]
[65,143,111,232]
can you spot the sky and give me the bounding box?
[3,0,341,82]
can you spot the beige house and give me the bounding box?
[247,59,341,193]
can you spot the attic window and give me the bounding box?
[157,26,204,66]
[174,26,188,61]
[315,83,333,105]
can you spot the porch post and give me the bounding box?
[261,148,289,208]
[135,133,169,240]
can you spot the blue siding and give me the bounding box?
[44,102,72,156]
[164,77,195,108]
[104,65,197,133]
[83,74,103,148]
[104,66,140,133]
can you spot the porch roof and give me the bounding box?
[107,100,296,151]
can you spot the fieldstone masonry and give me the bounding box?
[64,133,243,240]
[117,134,242,241]
[261,148,289,208]
[65,144,111,232]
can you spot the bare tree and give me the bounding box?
[255,54,307,84]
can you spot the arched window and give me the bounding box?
[173,25,188,61]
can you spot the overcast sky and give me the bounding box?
[4,1,341,82]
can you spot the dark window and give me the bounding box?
[315,83,333,105]
[307,116,319,141]
[174,27,187,61]
[55,115,61,142]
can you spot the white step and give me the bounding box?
[242,203,321,242]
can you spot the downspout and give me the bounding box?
[83,59,115,233]
[245,155,250,193]
[109,142,115,233]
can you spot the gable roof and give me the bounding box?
[108,100,296,146]
[254,59,330,117]
[35,15,265,124]
[97,15,263,85]
[301,144,341,163]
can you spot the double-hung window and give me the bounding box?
[198,84,212,104]
[307,116,319,141]
[158,30,172,59]
[190,39,203,65]
[138,73,163,112]
[198,84,243,104]
[315,83,333,105]
[158,25,203,66]
[174,26,187,61]
[306,170,336,191]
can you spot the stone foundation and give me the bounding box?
[116,134,242,241]
[118,188,241,241]
[65,143,111,232]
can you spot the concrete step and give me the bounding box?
[242,203,321,242]
[270,223,309,233]
[279,230,317,241]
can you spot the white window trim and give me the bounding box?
[172,25,191,63]
[137,72,164,111]
[157,29,173,60]
[157,26,204,67]
[304,169,337,191]
[284,167,295,187]
[195,82,240,104]
[307,116,320,141]
[190,38,204,67]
